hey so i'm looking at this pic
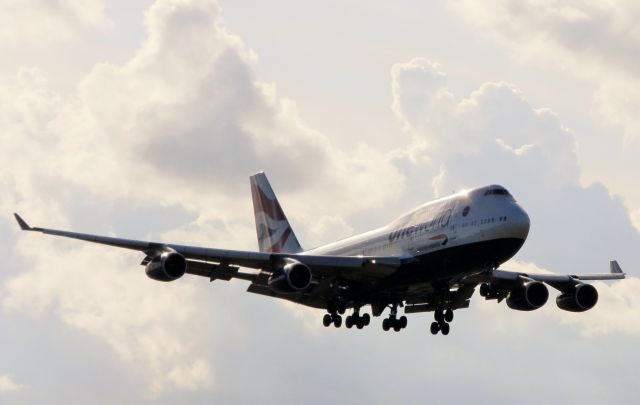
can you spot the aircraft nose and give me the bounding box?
[507,204,530,240]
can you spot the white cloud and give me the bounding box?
[451,0,640,143]
[3,240,215,394]
[0,374,22,393]
[0,0,110,43]
[390,57,580,193]
[2,1,639,402]
[0,0,404,396]
[40,0,404,219]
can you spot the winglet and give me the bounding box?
[610,260,624,274]
[14,213,33,231]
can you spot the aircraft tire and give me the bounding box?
[430,321,440,335]
[440,322,450,335]
[345,316,353,329]
[382,318,390,331]
[444,309,454,323]
[323,314,332,327]
[333,314,342,328]
[399,316,407,329]
[362,313,370,326]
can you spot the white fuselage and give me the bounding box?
[304,185,530,270]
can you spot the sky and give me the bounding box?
[1,0,639,403]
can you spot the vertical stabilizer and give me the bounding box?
[250,172,303,253]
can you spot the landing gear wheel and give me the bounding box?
[337,302,347,315]
[356,320,364,329]
[444,309,453,323]
[362,313,371,326]
[435,307,445,323]
[323,314,332,327]
[399,316,407,329]
[382,318,390,331]
[345,316,353,329]
[332,314,342,328]
[430,321,440,335]
[440,322,450,335]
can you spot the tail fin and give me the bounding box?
[250,172,303,253]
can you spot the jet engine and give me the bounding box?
[268,259,312,294]
[556,283,598,312]
[506,281,549,311]
[145,251,187,282]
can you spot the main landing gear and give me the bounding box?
[381,304,407,332]
[323,313,342,328]
[430,307,453,335]
[322,301,346,328]
[322,302,371,329]
[345,310,370,329]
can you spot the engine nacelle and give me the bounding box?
[556,283,598,312]
[268,259,312,294]
[145,251,187,282]
[506,281,549,311]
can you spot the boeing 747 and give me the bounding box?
[14,172,626,335]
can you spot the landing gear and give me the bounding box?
[323,300,370,329]
[381,304,408,332]
[430,306,453,335]
[444,308,454,323]
[327,301,347,315]
[345,312,370,329]
[322,302,344,328]
[322,313,342,328]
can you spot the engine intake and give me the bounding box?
[268,259,312,294]
[556,283,598,312]
[506,281,549,311]
[145,251,187,282]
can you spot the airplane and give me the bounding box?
[13,172,626,335]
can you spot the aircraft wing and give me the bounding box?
[461,261,626,297]
[13,214,400,281]
[487,262,625,289]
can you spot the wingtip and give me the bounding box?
[610,260,624,274]
[13,213,32,231]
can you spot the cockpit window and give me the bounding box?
[484,188,511,197]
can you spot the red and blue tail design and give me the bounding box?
[250,172,303,253]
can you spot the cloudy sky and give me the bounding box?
[1,0,638,403]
